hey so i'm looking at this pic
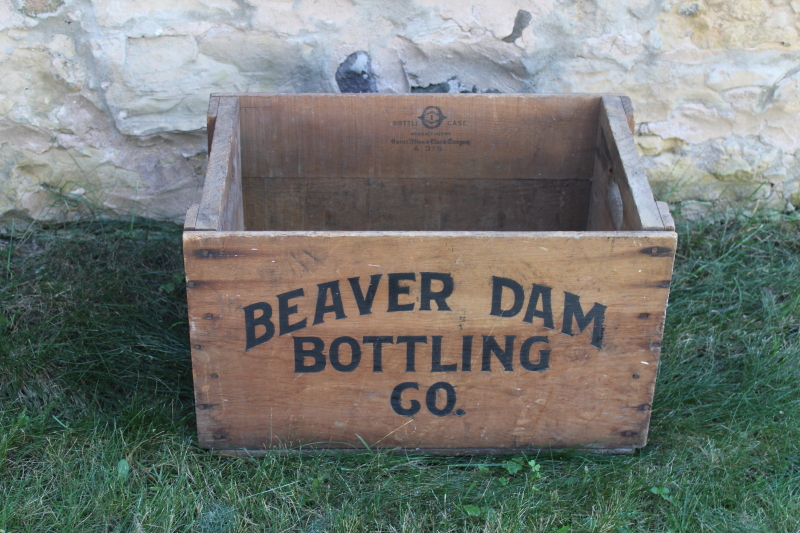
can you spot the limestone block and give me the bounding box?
[659,0,800,49]
[0,1,24,30]
[370,46,410,93]
[636,136,683,158]
[249,0,351,35]
[770,69,800,113]
[641,103,733,144]
[582,32,645,71]
[0,138,203,230]
[0,118,53,154]
[644,151,779,207]
[705,55,796,92]
[91,0,241,30]
[394,35,526,93]
[197,28,315,92]
[414,0,550,41]
[760,110,800,152]
[0,33,84,130]
[0,90,204,232]
[720,87,765,136]
[100,35,246,135]
[711,138,781,182]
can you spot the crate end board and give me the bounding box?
[185,230,675,454]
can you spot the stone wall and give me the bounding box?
[1,0,799,229]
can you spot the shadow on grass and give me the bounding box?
[0,218,193,424]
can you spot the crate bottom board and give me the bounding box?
[212,446,637,456]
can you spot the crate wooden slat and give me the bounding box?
[186,93,676,454]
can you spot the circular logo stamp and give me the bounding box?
[418,106,447,129]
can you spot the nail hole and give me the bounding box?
[632,374,640,379]
[211,373,219,379]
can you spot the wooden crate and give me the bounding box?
[184,93,676,455]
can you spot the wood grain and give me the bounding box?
[196,97,243,231]
[620,95,635,134]
[185,230,676,453]
[236,94,601,181]
[586,97,664,231]
[207,96,220,155]
[217,446,640,456]
[657,201,676,231]
[242,177,592,231]
[184,204,199,231]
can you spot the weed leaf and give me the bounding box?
[463,504,483,517]
[117,459,130,482]
[503,460,523,474]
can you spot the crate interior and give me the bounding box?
[223,94,643,232]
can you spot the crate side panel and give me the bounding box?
[184,204,199,230]
[242,177,592,232]
[587,113,621,231]
[239,94,600,181]
[225,112,244,231]
[196,97,243,231]
[587,97,663,231]
[184,231,676,452]
[656,201,676,231]
[207,96,220,155]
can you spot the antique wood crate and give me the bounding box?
[184,93,676,455]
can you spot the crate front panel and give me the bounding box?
[185,231,675,452]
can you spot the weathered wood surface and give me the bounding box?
[185,230,676,453]
[243,177,592,231]
[184,204,199,231]
[217,446,639,456]
[586,96,664,231]
[207,96,220,155]
[235,94,602,181]
[656,201,676,231]
[619,95,635,134]
[195,97,243,231]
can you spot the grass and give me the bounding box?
[1,214,799,532]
